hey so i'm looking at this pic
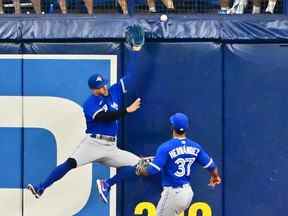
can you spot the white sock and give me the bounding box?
[235,0,247,14]
[266,1,276,13]
[239,0,248,5]
[149,7,156,12]
[252,5,261,14]
[231,0,240,8]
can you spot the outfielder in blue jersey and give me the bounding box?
[27,71,143,201]
[26,25,148,203]
[137,113,222,216]
[26,43,153,205]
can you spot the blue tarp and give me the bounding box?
[0,14,287,41]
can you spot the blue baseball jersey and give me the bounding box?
[82,51,146,137]
[83,79,127,137]
[147,138,216,187]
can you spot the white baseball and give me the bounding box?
[160,14,168,22]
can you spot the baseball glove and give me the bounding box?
[125,24,145,51]
[135,156,154,176]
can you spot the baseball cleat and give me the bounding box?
[96,179,110,203]
[27,184,41,199]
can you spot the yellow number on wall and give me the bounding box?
[188,202,212,216]
[134,201,212,216]
[134,202,156,216]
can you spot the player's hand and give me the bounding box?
[208,175,222,188]
[126,98,141,113]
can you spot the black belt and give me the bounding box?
[90,134,116,142]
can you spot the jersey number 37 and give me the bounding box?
[174,158,196,177]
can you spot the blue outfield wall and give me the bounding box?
[0,16,288,216]
[122,42,223,216]
[224,44,288,216]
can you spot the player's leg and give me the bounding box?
[118,0,128,15]
[27,136,101,198]
[147,0,156,12]
[161,0,175,10]
[174,185,194,215]
[83,0,94,15]
[104,148,140,186]
[0,0,4,14]
[252,0,261,14]
[27,157,77,198]
[265,0,277,13]
[58,0,68,14]
[96,148,140,202]
[13,0,21,15]
[157,186,193,216]
[157,188,178,216]
[31,0,41,14]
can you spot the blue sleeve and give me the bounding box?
[110,81,126,95]
[196,146,217,172]
[146,146,168,175]
[84,99,107,120]
[121,50,147,95]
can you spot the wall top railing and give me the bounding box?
[0,14,287,42]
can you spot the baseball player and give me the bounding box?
[27,24,150,203]
[137,113,222,216]
[27,71,144,201]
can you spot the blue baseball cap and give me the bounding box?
[88,74,107,89]
[169,113,189,132]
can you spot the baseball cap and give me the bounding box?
[169,113,189,132]
[88,74,108,89]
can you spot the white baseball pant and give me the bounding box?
[71,135,140,167]
[157,184,193,216]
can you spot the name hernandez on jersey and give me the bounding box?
[146,138,217,187]
[169,146,200,159]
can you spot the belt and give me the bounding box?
[90,134,116,142]
[164,183,190,189]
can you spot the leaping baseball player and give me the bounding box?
[27,25,148,203]
[136,113,222,216]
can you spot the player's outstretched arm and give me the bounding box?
[137,147,167,177]
[119,50,152,96]
[208,168,222,187]
[135,157,155,176]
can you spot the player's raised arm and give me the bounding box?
[196,146,222,187]
[116,50,148,97]
[116,25,148,95]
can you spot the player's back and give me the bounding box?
[160,138,203,187]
